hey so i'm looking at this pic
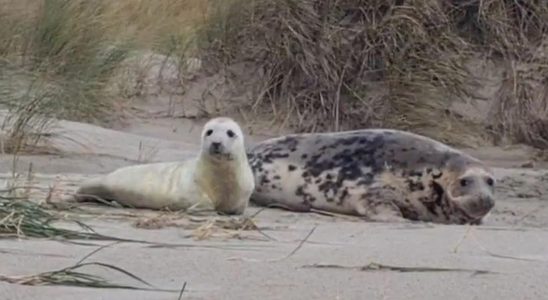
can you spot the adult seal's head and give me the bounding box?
[441,156,496,222]
[200,117,247,161]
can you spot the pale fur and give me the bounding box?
[75,117,255,214]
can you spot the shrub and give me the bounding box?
[198,0,548,147]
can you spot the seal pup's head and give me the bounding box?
[200,117,246,161]
[443,157,496,222]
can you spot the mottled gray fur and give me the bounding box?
[246,129,496,225]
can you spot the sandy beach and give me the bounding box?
[1,103,547,300]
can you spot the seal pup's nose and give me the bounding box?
[210,142,223,154]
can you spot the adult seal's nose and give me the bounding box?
[481,195,495,210]
[473,195,494,215]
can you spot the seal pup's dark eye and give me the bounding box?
[206,129,213,136]
[486,177,494,186]
[460,178,468,187]
[227,130,235,138]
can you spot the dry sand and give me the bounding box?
[1,104,547,300]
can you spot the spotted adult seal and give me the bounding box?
[247,129,496,224]
[74,117,255,214]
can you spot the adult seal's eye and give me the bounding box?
[206,129,213,136]
[460,178,468,187]
[486,177,494,186]
[227,130,235,138]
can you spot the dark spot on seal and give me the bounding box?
[318,181,338,198]
[304,134,387,177]
[260,175,270,185]
[397,161,408,169]
[278,136,299,152]
[301,154,308,159]
[288,165,297,171]
[357,173,374,186]
[421,181,445,216]
[295,184,317,205]
[407,180,425,192]
[470,218,483,225]
[296,186,304,196]
[408,170,423,177]
[254,146,290,164]
[399,205,420,220]
[340,137,360,146]
[338,188,349,205]
[273,175,281,180]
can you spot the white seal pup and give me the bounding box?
[247,129,496,225]
[75,117,255,215]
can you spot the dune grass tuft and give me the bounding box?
[197,0,548,147]
[0,262,176,291]
[0,242,178,292]
[0,192,130,241]
[1,0,546,150]
[453,0,548,148]
[0,0,207,154]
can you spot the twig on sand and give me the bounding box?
[178,281,187,300]
[188,216,276,242]
[301,262,497,276]
[239,207,280,241]
[227,225,317,263]
[452,224,473,253]
[453,226,548,262]
[75,241,121,265]
[133,212,276,242]
[145,241,272,251]
[282,225,317,260]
